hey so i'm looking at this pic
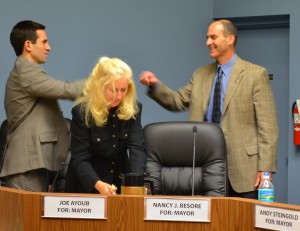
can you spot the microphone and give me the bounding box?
[192,125,197,196]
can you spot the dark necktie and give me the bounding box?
[212,67,223,124]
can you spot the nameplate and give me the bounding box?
[255,204,300,231]
[42,195,107,219]
[144,197,210,222]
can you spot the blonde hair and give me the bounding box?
[76,57,139,127]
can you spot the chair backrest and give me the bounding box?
[0,119,8,186]
[143,121,228,196]
[49,118,71,192]
[0,119,8,163]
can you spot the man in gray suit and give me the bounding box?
[140,19,278,199]
[0,20,85,192]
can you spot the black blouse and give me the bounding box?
[65,102,146,193]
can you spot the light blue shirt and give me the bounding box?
[205,54,237,123]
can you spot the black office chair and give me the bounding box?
[0,120,8,162]
[0,119,8,186]
[49,118,72,192]
[143,121,228,196]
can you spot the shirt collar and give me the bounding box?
[217,54,237,77]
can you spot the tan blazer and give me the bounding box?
[0,57,85,177]
[149,56,278,193]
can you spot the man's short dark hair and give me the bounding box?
[10,20,46,56]
[220,19,238,47]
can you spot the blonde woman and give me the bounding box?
[65,57,146,195]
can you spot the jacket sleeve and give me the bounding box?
[19,60,85,99]
[147,80,193,112]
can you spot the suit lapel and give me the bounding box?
[223,57,244,113]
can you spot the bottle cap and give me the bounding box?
[263,172,270,179]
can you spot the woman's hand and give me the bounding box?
[94,180,117,195]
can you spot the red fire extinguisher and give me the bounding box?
[293,100,300,145]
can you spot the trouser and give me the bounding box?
[4,168,54,192]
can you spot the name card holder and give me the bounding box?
[42,195,107,219]
[144,197,211,222]
[255,204,300,231]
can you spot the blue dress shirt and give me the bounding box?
[205,54,237,123]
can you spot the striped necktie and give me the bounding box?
[212,67,223,124]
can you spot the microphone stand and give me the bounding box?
[192,126,197,196]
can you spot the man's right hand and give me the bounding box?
[139,71,159,86]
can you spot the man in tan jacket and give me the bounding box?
[0,20,85,192]
[140,19,278,199]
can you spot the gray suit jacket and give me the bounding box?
[0,57,85,177]
[149,56,279,193]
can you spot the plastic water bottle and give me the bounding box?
[258,172,274,202]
